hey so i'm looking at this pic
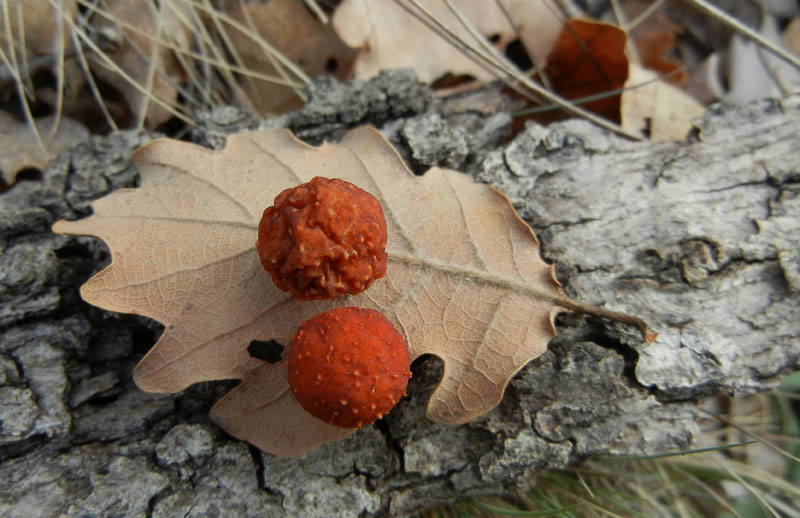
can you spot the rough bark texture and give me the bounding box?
[1,70,798,517]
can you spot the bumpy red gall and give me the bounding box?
[287,307,412,429]
[256,177,388,300]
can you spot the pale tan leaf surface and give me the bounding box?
[621,64,705,141]
[504,0,565,70]
[331,0,515,82]
[784,17,800,56]
[54,127,570,456]
[0,0,76,59]
[0,112,88,185]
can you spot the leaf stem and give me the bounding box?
[548,294,658,343]
[388,251,658,343]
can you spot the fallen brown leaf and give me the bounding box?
[54,127,652,456]
[542,19,629,123]
[784,17,800,57]
[625,0,686,85]
[332,0,514,82]
[621,64,705,141]
[0,112,88,186]
[220,0,358,114]
[0,0,76,60]
[89,0,188,128]
[505,0,565,70]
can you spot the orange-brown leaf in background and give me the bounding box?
[539,19,629,124]
[53,127,580,457]
[625,0,686,85]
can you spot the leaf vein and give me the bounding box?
[149,160,255,220]
[247,138,303,184]
[442,172,489,270]
[141,297,292,378]
[388,251,564,306]
[115,248,256,288]
[341,142,418,254]
[98,215,257,230]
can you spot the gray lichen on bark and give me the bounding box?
[1,70,798,517]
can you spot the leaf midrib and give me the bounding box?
[388,250,564,306]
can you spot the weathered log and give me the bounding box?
[1,70,797,517]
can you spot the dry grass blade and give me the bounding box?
[674,465,744,517]
[68,18,118,130]
[46,0,68,139]
[610,0,640,65]
[703,408,800,464]
[170,0,252,109]
[301,0,328,25]
[712,457,782,518]
[626,0,668,31]
[450,414,800,518]
[655,462,691,518]
[515,65,686,117]
[165,2,304,86]
[1,1,48,156]
[137,1,166,129]
[492,0,552,89]
[188,0,311,85]
[688,0,800,70]
[672,454,800,498]
[235,0,297,95]
[47,0,193,125]
[67,0,307,121]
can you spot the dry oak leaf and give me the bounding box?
[54,127,650,457]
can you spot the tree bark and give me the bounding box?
[1,70,798,517]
